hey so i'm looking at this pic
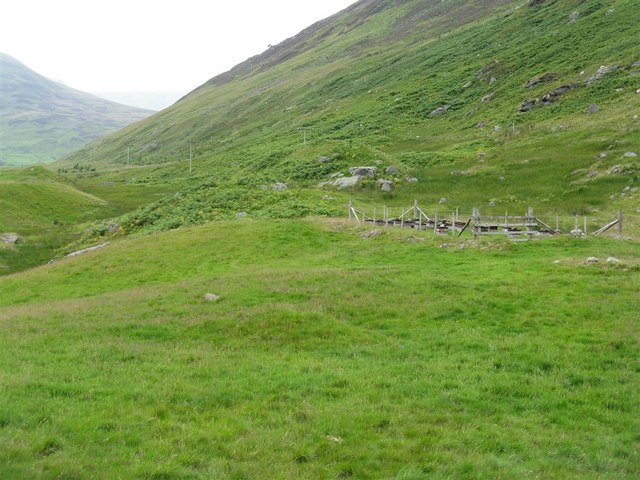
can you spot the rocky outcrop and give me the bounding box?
[523,72,558,88]
[585,65,619,85]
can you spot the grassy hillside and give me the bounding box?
[52,0,640,243]
[0,53,153,166]
[0,166,174,273]
[0,219,638,478]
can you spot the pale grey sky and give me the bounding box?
[1,0,357,95]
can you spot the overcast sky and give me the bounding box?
[0,0,357,95]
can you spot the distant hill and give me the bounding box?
[0,53,153,166]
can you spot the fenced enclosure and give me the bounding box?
[348,200,628,240]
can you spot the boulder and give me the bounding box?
[606,257,621,263]
[272,183,288,191]
[586,256,599,264]
[204,293,220,302]
[348,166,377,177]
[332,176,361,188]
[385,166,400,174]
[1,233,20,244]
[568,11,579,23]
[404,176,418,183]
[379,179,393,192]
[623,152,638,157]
[429,105,450,117]
[587,104,600,114]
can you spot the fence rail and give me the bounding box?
[348,200,627,240]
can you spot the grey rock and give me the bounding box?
[1,233,20,244]
[329,172,344,178]
[319,156,330,164]
[586,256,599,264]
[606,257,621,263]
[568,11,579,23]
[488,201,496,207]
[623,152,638,157]
[476,121,487,128]
[587,171,599,178]
[489,76,497,84]
[272,183,288,191]
[379,179,393,192]
[439,197,447,204]
[598,152,608,159]
[404,176,418,183]
[429,105,450,117]
[385,166,400,174]
[632,60,640,68]
[332,176,361,188]
[348,166,377,177]
[623,186,631,192]
[586,65,618,84]
[588,104,600,114]
[204,293,220,302]
[571,228,584,237]
[481,93,495,102]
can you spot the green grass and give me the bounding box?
[0,219,638,479]
[0,166,174,274]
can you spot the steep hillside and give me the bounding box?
[60,0,639,235]
[0,53,153,166]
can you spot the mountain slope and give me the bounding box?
[0,53,153,166]
[62,0,639,233]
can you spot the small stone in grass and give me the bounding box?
[204,293,220,302]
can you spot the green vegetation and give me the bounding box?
[1,1,639,478]
[0,166,173,273]
[52,0,639,240]
[0,219,638,478]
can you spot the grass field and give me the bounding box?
[1,219,638,479]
